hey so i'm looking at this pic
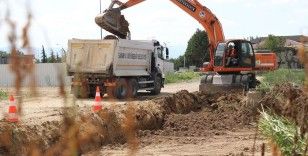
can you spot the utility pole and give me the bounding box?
[100,0,103,40]
[184,55,186,68]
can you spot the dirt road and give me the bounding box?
[87,129,266,156]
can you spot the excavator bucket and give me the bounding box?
[95,8,130,39]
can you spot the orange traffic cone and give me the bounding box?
[6,95,19,122]
[92,86,102,112]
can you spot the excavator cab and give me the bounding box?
[214,40,255,72]
[199,40,257,93]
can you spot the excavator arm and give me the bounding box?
[95,0,225,69]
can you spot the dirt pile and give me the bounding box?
[259,83,308,133]
[133,90,211,131]
[155,90,203,114]
[142,84,308,138]
[150,92,250,137]
[0,120,61,155]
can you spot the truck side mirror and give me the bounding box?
[166,48,169,59]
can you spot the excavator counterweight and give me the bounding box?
[95,8,130,39]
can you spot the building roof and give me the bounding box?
[251,35,308,44]
[251,35,308,49]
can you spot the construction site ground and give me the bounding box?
[1,79,291,155]
[0,79,199,125]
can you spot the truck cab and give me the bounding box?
[152,40,169,79]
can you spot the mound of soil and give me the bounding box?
[147,92,251,137]
[259,83,308,133]
[140,84,308,139]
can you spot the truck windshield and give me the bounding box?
[157,47,165,60]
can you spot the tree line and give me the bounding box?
[170,29,210,70]
[0,45,66,63]
[40,45,66,63]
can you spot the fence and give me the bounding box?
[163,61,175,74]
[0,63,71,87]
[0,62,175,87]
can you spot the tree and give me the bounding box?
[0,51,8,57]
[41,45,47,63]
[184,29,209,67]
[170,55,185,70]
[56,53,60,63]
[60,48,67,63]
[263,35,285,51]
[48,50,56,63]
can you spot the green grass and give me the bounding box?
[257,69,305,92]
[258,112,307,155]
[165,71,201,84]
[0,90,8,101]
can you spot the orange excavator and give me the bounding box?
[95,0,277,92]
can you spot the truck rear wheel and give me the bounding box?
[151,75,162,95]
[114,78,129,99]
[107,87,115,99]
[72,85,89,99]
[89,85,97,98]
[128,79,138,98]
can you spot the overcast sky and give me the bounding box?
[0,0,307,58]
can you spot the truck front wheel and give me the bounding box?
[151,75,162,95]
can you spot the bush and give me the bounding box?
[0,90,8,101]
[257,69,305,92]
[165,72,200,84]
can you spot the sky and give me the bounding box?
[0,0,307,58]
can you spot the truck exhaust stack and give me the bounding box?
[95,8,130,39]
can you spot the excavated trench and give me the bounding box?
[0,84,307,155]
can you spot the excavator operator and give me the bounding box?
[226,43,238,66]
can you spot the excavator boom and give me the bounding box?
[95,0,225,67]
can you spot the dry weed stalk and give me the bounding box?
[5,7,36,116]
[122,103,139,156]
[1,4,41,156]
[300,35,308,156]
[270,141,282,156]
[298,35,308,156]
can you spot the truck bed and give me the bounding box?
[66,39,153,77]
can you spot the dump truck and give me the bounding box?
[66,38,170,99]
